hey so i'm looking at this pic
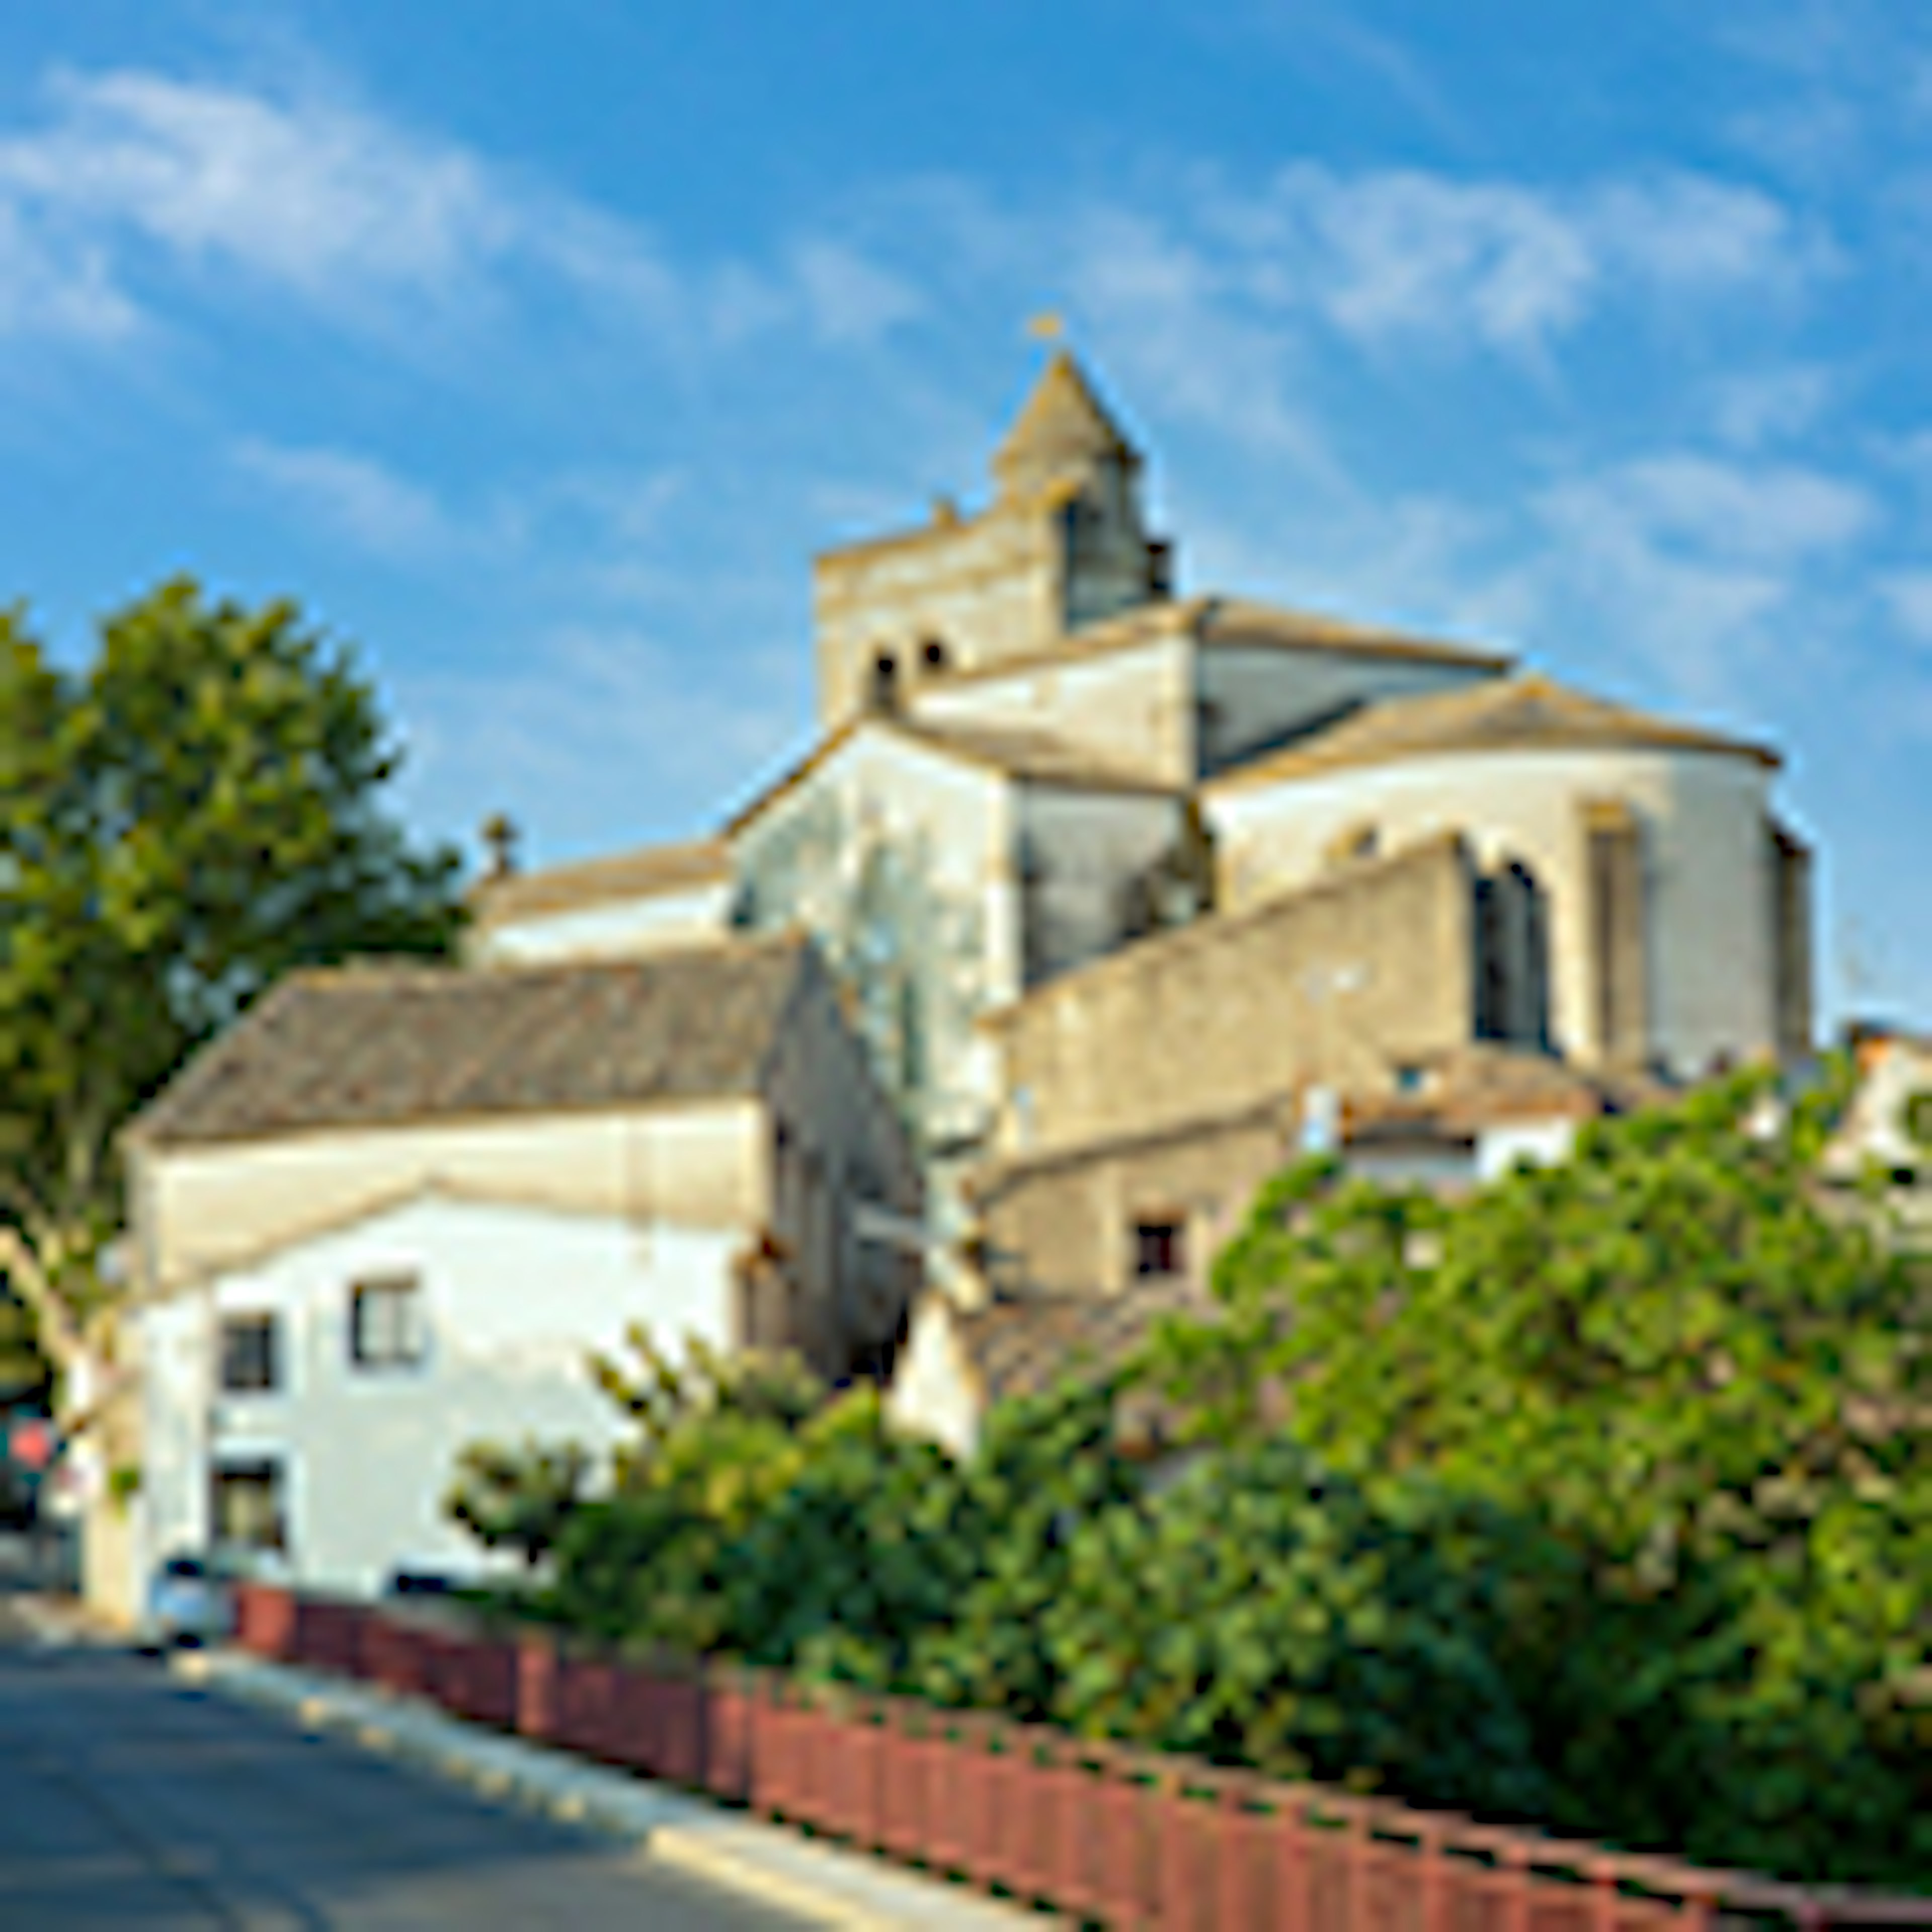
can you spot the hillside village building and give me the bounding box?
[122,938,917,1601]
[477,347,1814,1293]
[116,346,1817,1601]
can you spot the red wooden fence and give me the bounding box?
[229,1582,1931,1931]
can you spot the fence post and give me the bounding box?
[516,1632,556,1743]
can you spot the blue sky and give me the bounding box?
[2,2,1928,1028]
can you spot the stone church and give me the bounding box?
[475,347,1813,1307]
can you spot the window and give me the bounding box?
[869,652,901,710]
[1134,1218,1186,1279]
[350,1275,425,1369]
[218,1313,278,1393]
[211,1459,285,1552]
[920,636,949,671]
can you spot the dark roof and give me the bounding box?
[956,1279,1206,1407]
[128,935,811,1149]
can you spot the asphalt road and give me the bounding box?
[0,1591,808,1929]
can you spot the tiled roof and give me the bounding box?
[127,934,810,1149]
[955,1278,1206,1408]
[470,838,731,928]
[723,710,1175,835]
[922,594,1511,694]
[892,714,1172,792]
[1207,674,1780,791]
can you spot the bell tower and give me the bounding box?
[811,348,1172,728]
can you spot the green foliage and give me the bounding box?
[1904,1087,1932,1154]
[1040,1441,1548,1818]
[444,1438,590,1569]
[0,580,464,1380]
[1143,1061,1932,1884]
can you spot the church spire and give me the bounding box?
[992,347,1141,502]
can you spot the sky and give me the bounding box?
[1,1,1928,1028]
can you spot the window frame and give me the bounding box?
[348,1273,427,1372]
[217,1311,279,1395]
[209,1456,287,1554]
[1132,1216,1187,1281]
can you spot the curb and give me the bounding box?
[170,1647,1044,1929]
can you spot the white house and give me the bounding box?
[121,933,918,1601]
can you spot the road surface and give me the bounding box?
[0,1575,807,1929]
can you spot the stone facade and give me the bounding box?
[468,345,1815,1308]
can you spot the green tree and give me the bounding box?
[444,1439,591,1570]
[1143,1065,1932,1883]
[0,580,465,1408]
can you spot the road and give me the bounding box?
[0,1574,807,1929]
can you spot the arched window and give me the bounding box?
[920,637,949,672]
[870,652,901,710]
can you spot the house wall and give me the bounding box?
[978,1104,1296,1301]
[130,1102,766,1296]
[883,1295,982,1460]
[1195,643,1497,776]
[134,1194,742,1600]
[911,635,1194,787]
[469,880,733,965]
[989,832,1479,1171]
[1205,746,1780,1077]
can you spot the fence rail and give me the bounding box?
[229,1582,1930,1931]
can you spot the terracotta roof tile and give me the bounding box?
[470,838,731,927]
[1206,673,1780,791]
[128,935,810,1148]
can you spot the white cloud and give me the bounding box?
[0,69,514,324]
[1531,453,1874,706]
[230,440,456,559]
[0,65,925,356]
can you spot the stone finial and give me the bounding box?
[480,812,520,881]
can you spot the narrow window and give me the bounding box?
[211,1459,286,1552]
[921,637,949,671]
[350,1275,426,1370]
[870,652,901,710]
[218,1313,279,1393]
[1133,1217,1186,1279]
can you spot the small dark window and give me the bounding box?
[350,1275,425,1370]
[1393,1064,1427,1095]
[219,1314,278,1394]
[1134,1218,1186,1279]
[870,652,901,710]
[921,637,948,671]
[211,1459,286,1552]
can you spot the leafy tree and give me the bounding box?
[1142,1064,1932,1883]
[0,580,464,1405]
[1039,1439,1549,1819]
[443,1439,591,1570]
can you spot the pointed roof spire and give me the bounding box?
[993,347,1140,500]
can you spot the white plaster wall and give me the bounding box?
[1018,786,1189,983]
[136,1193,743,1599]
[1206,746,1778,1075]
[884,1298,980,1460]
[1197,646,1497,776]
[1477,1117,1581,1181]
[911,635,1193,786]
[139,1102,765,1294]
[473,882,733,965]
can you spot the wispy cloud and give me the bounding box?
[231,439,457,559]
[0,65,927,356]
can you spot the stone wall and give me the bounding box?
[987,831,1479,1169]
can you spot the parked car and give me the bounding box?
[140,1553,231,1651]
